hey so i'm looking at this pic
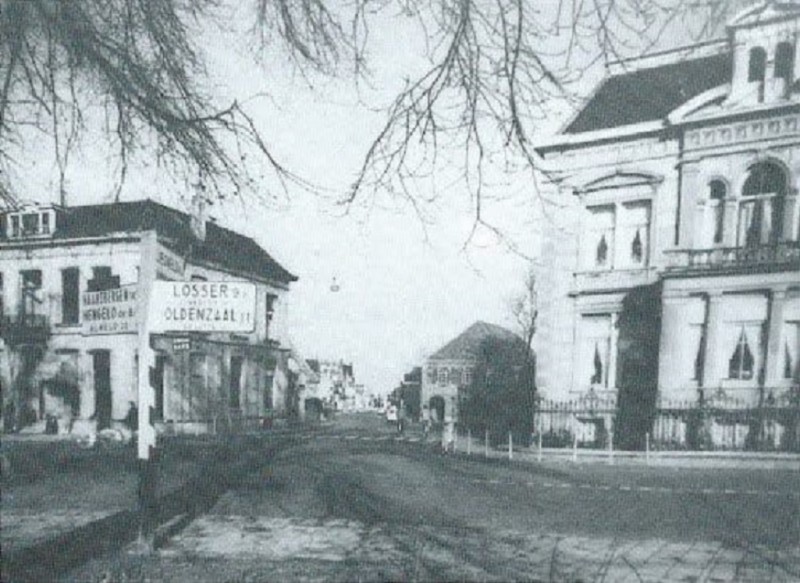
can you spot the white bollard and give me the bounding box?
[572,432,578,463]
[508,431,513,461]
[485,429,489,458]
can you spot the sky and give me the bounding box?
[6,1,731,396]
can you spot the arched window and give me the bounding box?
[709,180,726,244]
[748,47,767,82]
[738,162,787,247]
[775,42,795,80]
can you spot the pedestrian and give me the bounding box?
[442,420,455,454]
[124,401,138,432]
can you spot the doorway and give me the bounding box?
[93,350,112,430]
[229,356,243,410]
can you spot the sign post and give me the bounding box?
[136,231,159,551]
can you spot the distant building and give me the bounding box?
[305,358,356,410]
[0,199,297,435]
[421,321,525,423]
[534,2,800,449]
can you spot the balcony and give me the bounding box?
[0,313,51,346]
[665,242,800,275]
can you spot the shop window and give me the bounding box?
[61,268,80,325]
[775,42,795,81]
[709,180,726,244]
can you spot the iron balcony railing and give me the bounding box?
[666,241,800,272]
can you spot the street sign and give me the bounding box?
[81,284,138,335]
[149,281,256,333]
[173,337,190,352]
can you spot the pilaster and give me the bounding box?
[702,292,725,389]
[765,288,789,386]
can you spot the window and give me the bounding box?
[61,268,80,325]
[580,314,612,388]
[41,212,50,234]
[775,42,795,81]
[20,270,42,317]
[738,162,787,247]
[21,213,39,236]
[728,327,755,380]
[10,215,19,237]
[438,368,448,385]
[618,201,651,268]
[748,47,767,82]
[427,367,437,383]
[450,367,462,386]
[585,205,615,269]
[266,294,277,340]
[88,266,119,292]
[709,180,726,244]
[464,368,473,386]
[784,323,799,381]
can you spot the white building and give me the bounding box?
[0,199,297,435]
[534,2,800,449]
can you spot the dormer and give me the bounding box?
[727,2,800,106]
[1,204,60,240]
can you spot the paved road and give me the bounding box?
[66,413,800,582]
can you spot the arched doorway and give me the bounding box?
[738,162,787,247]
[429,396,445,423]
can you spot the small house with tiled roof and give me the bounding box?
[534,2,800,451]
[0,199,297,436]
[421,321,526,423]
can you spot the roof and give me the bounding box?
[54,200,296,283]
[564,52,731,134]
[428,321,524,361]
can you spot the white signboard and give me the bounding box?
[149,281,256,333]
[81,284,138,335]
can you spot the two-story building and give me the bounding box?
[421,321,525,423]
[0,199,297,435]
[534,2,800,449]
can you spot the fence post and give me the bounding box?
[537,412,543,462]
[508,431,513,461]
[454,426,458,453]
[485,429,489,458]
[645,432,650,464]
[467,428,472,455]
[608,426,614,465]
[572,432,578,463]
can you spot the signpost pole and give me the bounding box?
[136,231,159,552]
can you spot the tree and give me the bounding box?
[1,0,742,218]
[460,335,535,445]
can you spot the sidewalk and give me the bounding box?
[1,432,292,581]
